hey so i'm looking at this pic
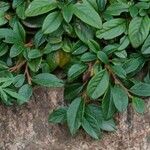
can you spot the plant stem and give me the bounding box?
[9,60,26,72]
[24,64,32,85]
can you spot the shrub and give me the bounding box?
[0,0,150,139]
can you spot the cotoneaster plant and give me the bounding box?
[0,0,150,139]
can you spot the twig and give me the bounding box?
[24,64,32,85]
[9,60,26,72]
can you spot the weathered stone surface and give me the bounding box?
[0,87,150,150]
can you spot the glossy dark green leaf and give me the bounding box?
[105,1,129,16]
[13,21,26,43]
[32,73,64,88]
[62,4,73,23]
[64,83,83,101]
[74,21,94,44]
[97,51,109,64]
[130,82,150,97]
[0,43,8,57]
[13,74,25,88]
[28,49,42,59]
[25,0,58,17]
[96,18,126,40]
[87,69,109,99]
[82,112,101,139]
[73,0,102,29]
[42,11,63,34]
[102,87,116,119]
[10,44,26,58]
[100,119,116,132]
[81,52,97,62]
[129,15,150,48]
[3,88,26,102]
[112,85,128,112]
[18,84,32,104]
[49,107,67,123]
[67,97,84,135]
[141,35,150,54]
[132,97,145,114]
[68,64,87,82]
[88,39,100,53]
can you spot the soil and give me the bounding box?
[0,87,150,150]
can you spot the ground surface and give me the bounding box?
[0,87,150,150]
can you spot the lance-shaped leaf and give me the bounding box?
[82,112,101,139]
[42,11,63,34]
[73,0,102,29]
[129,15,150,48]
[87,69,109,99]
[49,107,67,124]
[68,64,87,82]
[130,82,150,97]
[105,1,129,16]
[25,0,57,17]
[141,35,150,54]
[67,97,84,135]
[32,73,64,88]
[96,18,126,40]
[112,85,128,112]
[132,97,145,114]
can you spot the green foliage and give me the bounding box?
[0,0,150,139]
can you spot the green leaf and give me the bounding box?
[88,39,100,53]
[72,41,88,55]
[64,83,83,102]
[97,51,109,64]
[25,0,57,17]
[123,57,145,75]
[97,0,107,11]
[49,107,67,123]
[112,85,128,112]
[28,49,42,59]
[28,58,42,72]
[100,119,116,132]
[13,74,25,88]
[141,35,150,54]
[0,11,7,26]
[10,44,26,58]
[73,0,102,29]
[81,52,97,62]
[32,73,64,88]
[3,88,26,102]
[13,21,26,43]
[16,2,26,19]
[67,97,84,135]
[118,35,130,51]
[0,88,8,103]
[96,18,126,40]
[111,65,126,79]
[42,11,63,34]
[18,84,32,104]
[0,43,8,57]
[105,1,129,16]
[62,4,73,23]
[129,15,150,48]
[82,112,101,139]
[87,69,109,99]
[132,97,145,114]
[102,87,116,119]
[130,82,150,97]
[74,21,94,44]
[68,64,87,82]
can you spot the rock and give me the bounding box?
[0,87,150,150]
